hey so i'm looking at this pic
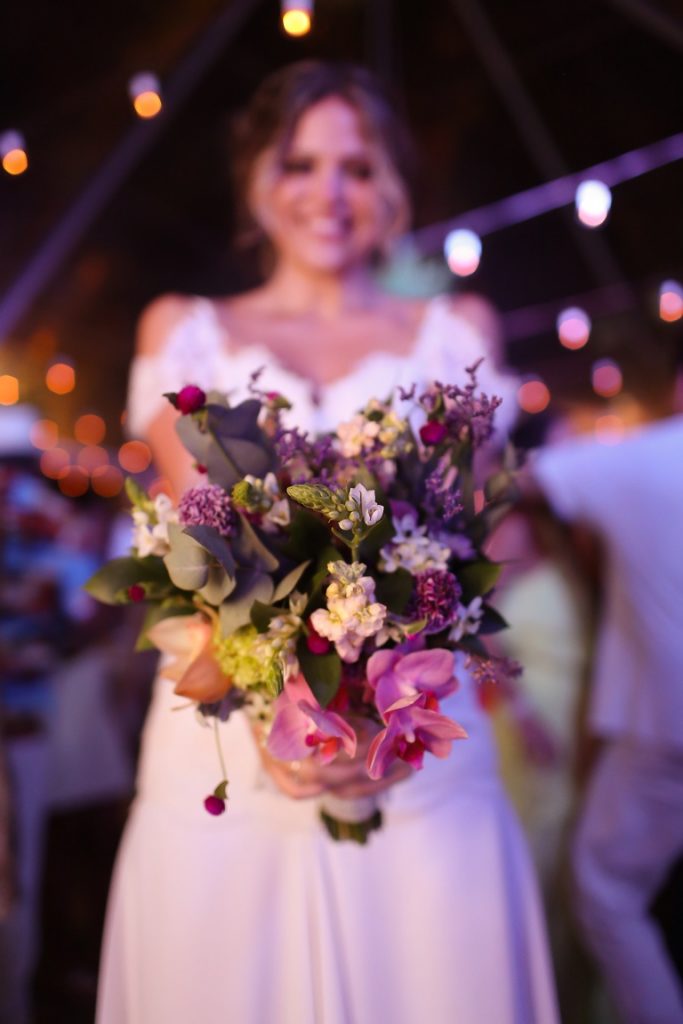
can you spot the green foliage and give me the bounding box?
[84,556,170,605]
[219,571,274,635]
[272,561,311,603]
[374,568,413,614]
[456,560,501,602]
[296,637,341,707]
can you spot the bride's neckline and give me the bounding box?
[194,294,447,396]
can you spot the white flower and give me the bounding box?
[335,414,381,457]
[449,597,484,642]
[338,483,384,531]
[310,561,387,663]
[243,472,290,534]
[131,494,178,556]
[379,516,451,574]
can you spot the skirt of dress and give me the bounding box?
[96,667,559,1024]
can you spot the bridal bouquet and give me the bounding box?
[87,366,516,842]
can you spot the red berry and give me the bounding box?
[306,628,331,655]
[419,420,448,446]
[203,795,226,816]
[128,584,145,602]
[176,385,206,415]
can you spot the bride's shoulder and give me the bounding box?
[136,293,217,356]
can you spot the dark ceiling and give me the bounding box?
[0,0,681,438]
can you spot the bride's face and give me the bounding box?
[250,96,396,275]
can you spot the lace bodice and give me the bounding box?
[127,295,518,439]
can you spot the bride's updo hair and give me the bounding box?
[233,61,414,257]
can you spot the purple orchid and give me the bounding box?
[365,648,467,779]
[267,674,357,765]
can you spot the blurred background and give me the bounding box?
[0,1,681,1021]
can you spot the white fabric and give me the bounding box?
[97,297,558,1024]
[533,416,683,748]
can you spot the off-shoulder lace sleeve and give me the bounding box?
[126,300,224,439]
[420,297,520,441]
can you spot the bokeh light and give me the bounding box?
[129,73,163,118]
[118,440,152,474]
[592,359,623,398]
[30,419,59,450]
[658,280,683,323]
[40,447,70,479]
[557,307,591,349]
[1,131,28,176]
[74,413,106,445]
[575,180,612,228]
[0,375,19,405]
[77,446,109,472]
[517,378,551,414]
[281,0,312,35]
[46,362,75,395]
[58,466,89,498]
[444,229,482,276]
[91,464,124,498]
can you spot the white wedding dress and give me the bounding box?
[97,297,559,1024]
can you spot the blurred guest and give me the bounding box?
[531,353,683,1024]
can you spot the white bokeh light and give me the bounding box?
[444,229,482,277]
[575,180,612,228]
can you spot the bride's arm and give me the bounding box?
[134,295,203,498]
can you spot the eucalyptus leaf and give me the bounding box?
[218,571,274,634]
[163,524,210,591]
[233,515,279,572]
[84,556,169,605]
[297,638,341,708]
[198,564,237,606]
[272,560,311,603]
[182,524,236,576]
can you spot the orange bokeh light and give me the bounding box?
[77,445,109,472]
[0,375,19,405]
[75,413,106,445]
[91,465,124,498]
[40,447,70,479]
[133,91,163,118]
[118,440,152,474]
[517,379,550,414]
[58,466,89,498]
[30,419,59,450]
[659,290,683,323]
[2,148,28,175]
[282,8,311,35]
[46,362,75,395]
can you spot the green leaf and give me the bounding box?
[297,637,341,707]
[456,634,489,658]
[213,779,229,800]
[456,560,501,602]
[284,509,331,560]
[375,568,413,614]
[163,524,210,591]
[250,601,282,633]
[84,556,169,605]
[272,560,311,603]
[125,476,147,507]
[182,525,236,577]
[198,564,236,606]
[218,570,274,634]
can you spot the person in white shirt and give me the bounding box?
[532,363,683,1024]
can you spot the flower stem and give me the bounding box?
[213,717,228,781]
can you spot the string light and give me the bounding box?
[0,375,19,405]
[444,229,482,276]
[129,73,163,119]
[281,0,313,35]
[1,131,28,176]
[74,413,106,445]
[91,465,124,498]
[77,445,109,472]
[557,307,591,349]
[592,359,623,398]
[58,465,89,498]
[517,378,551,414]
[46,361,75,395]
[118,440,152,474]
[40,447,70,479]
[658,280,683,323]
[30,419,59,450]
[575,180,612,228]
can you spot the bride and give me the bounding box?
[97,61,558,1023]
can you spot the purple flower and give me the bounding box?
[411,569,462,633]
[178,484,235,536]
[176,385,206,414]
[267,674,357,765]
[420,420,448,446]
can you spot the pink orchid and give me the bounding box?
[365,648,467,779]
[267,674,357,765]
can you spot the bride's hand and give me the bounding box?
[254,722,412,801]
